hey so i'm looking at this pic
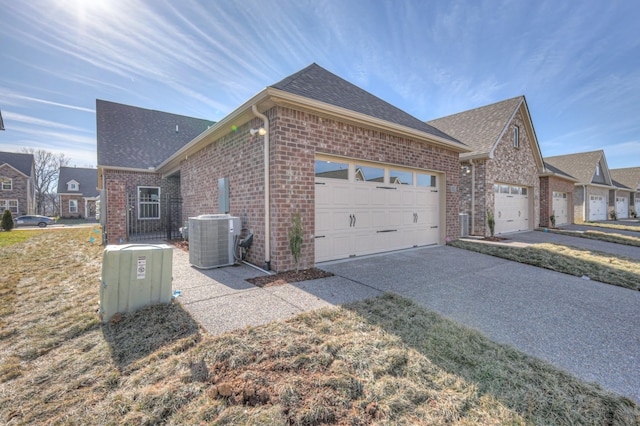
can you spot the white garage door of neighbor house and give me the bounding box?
[615,196,629,219]
[588,195,607,221]
[552,192,569,225]
[493,184,530,234]
[315,158,441,263]
[636,197,640,217]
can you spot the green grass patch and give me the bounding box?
[450,240,640,291]
[0,229,38,247]
[1,229,638,424]
[544,228,640,247]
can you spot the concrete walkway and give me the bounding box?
[171,244,640,403]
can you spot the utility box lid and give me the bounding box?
[99,244,173,323]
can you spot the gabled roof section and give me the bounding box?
[427,96,526,159]
[0,151,34,177]
[544,150,613,186]
[542,162,578,181]
[271,63,460,144]
[57,166,99,197]
[610,167,640,191]
[97,100,215,169]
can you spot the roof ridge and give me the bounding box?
[427,95,524,123]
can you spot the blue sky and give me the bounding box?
[1,0,639,169]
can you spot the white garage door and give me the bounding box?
[315,158,441,263]
[552,192,569,226]
[494,184,530,234]
[636,196,640,218]
[588,195,606,221]
[615,196,628,219]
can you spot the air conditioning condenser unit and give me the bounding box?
[188,214,241,269]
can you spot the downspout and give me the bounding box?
[251,104,271,270]
[469,159,475,235]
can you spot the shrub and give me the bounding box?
[288,212,303,273]
[610,210,617,221]
[550,214,556,228]
[1,209,14,231]
[486,210,495,237]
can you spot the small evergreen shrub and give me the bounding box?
[1,209,14,231]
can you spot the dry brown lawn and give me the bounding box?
[1,228,639,425]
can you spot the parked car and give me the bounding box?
[14,215,56,227]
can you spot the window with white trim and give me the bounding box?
[138,186,160,219]
[0,199,18,214]
[0,177,11,190]
[513,126,520,148]
[67,181,78,191]
[69,199,78,213]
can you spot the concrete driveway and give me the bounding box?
[172,244,640,403]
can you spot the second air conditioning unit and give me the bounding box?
[188,214,241,269]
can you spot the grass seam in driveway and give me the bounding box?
[449,240,640,291]
[536,228,640,247]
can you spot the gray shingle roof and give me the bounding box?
[543,162,577,180]
[0,151,34,176]
[426,96,524,157]
[544,150,608,185]
[271,63,461,144]
[610,167,640,191]
[57,166,99,197]
[97,100,215,169]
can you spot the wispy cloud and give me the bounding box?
[2,111,90,131]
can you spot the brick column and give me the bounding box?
[106,179,126,245]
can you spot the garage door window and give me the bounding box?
[315,160,348,180]
[355,165,384,182]
[417,173,436,187]
[390,170,412,185]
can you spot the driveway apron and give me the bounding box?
[319,246,640,403]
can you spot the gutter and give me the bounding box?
[251,104,271,271]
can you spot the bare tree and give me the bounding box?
[21,148,70,215]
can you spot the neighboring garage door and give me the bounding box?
[493,183,530,234]
[588,195,607,221]
[615,196,629,219]
[552,191,569,225]
[315,157,441,263]
[636,196,640,218]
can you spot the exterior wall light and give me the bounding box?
[250,127,266,136]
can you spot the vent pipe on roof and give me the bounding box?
[251,104,271,270]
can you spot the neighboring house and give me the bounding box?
[57,167,99,219]
[610,167,640,218]
[0,151,36,216]
[98,63,469,272]
[0,109,5,131]
[544,150,615,222]
[539,162,578,227]
[427,96,545,236]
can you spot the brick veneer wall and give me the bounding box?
[180,105,461,272]
[59,194,86,218]
[483,110,541,235]
[0,165,31,216]
[539,176,575,227]
[103,170,180,244]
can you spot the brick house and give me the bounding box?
[98,63,469,271]
[538,162,577,227]
[544,150,615,222]
[57,167,99,219]
[610,167,640,218]
[427,96,544,236]
[0,151,36,217]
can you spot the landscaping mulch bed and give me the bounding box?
[247,268,334,287]
[481,236,508,242]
